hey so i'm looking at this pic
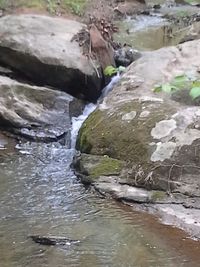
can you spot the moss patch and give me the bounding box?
[75,153,124,184]
[89,156,123,178]
[151,191,166,202]
[77,100,175,163]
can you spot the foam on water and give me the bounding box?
[70,73,121,149]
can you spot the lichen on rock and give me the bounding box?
[77,39,200,197]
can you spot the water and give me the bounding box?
[0,77,200,267]
[114,4,199,51]
[71,103,96,149]
[0,142,200,267]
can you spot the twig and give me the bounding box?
[89,56,101,78]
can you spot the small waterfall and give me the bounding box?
[70,73,121,149]
[70,103,96,149]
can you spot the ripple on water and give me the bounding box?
[0,142,200,267]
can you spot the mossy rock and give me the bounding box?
[74,153,124,184]
[76,100,175,163]
[151,190,167,202]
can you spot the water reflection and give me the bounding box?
[0,142,199,267]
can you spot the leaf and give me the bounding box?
[192,80,200,87]
[162,83,174,93]
[153,83,177,93]
[171,75,188,87]
[104,66,118,76]
[153,85,162,92]
[162,83,177,93]
[189,87,200,100]
[118,66,126,73]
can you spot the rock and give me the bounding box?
[73,153,124,184]
[114,1,145,16]
[0,75,83,142]
[0,15,103,101]
[77,39,200,197]
[179,21,200,44]
[94,182,169,203]
[114,47,142,67]
[30,235,80,246]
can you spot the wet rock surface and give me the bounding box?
[73,153,124,184]
[0,75,83,143]
[0,14,102,101]
[30,235,80,246]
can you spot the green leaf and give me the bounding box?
[171,75,188,87]
[162,83,173,93]
[153,85,162,92]
[189,87,200,100]
[118,66,126,73]
[104,66,118,76]
[192,80,200,87]
[162,83,177,93]
[153,83,177,93]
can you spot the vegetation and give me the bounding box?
[89,156,124,178]
[104,65,126,77]
[0,0,87,15]
[153,74,200,101]
[184,0,200,6]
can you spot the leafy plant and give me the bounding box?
[104,65,126,76]
[153,74,200,100]
[189,87,200,100]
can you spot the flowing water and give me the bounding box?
[1,9,200,263]
[115,4,200,51]
[0,139,200,267]
[0,85,200,266]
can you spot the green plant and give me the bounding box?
[47,0,57,14]
[104,65,126,76]
[63,0,86,16]
[153,74,200,100]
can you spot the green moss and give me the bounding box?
[77,100,174,163]
[151,191,166,202]
[90,157,123,178]
[76,109,104,153]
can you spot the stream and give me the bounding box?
[0,77,200,267]
[0,6,200,267]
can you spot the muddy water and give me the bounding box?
[0,139,200,267]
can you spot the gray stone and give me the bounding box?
[77,39,200,196]
[0,15,102,101]
[0,75,83,142]
[94,182,152,202]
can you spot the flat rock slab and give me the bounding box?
[0,75,82,142]
[94,182,153,202]
[0,15,102,101]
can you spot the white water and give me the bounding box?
[70,73,121,149]
[127,15,167,32]
[70,103,96,149]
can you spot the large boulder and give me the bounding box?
[77,39,200,197]
[0,15,102,101]
[0,75,83,143]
